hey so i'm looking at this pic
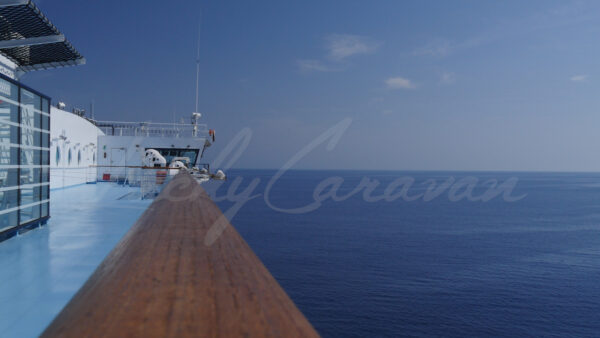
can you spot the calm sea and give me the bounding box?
[206,170,600,337]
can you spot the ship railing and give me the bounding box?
[93,121,209,138]
[92,165,177,198]
[138,167,170,199]
[41,172,318,337]
[95,165,210,199]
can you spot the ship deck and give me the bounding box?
[0,183,152,337]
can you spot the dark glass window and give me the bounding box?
[20,89,41,128]
[0,78,18,123]
[21,127,41,147]
[20,205,40,225]
[0,78,50,233]
[19,185,41,224]
[0,187,18,214]
[151,148,200,167]
[0,210,18,233]
[20,149,41,166]
[0,168,18,189]
[0,79,19,149]
[0,144,18,165]
[41,98,50,131]
[41,168,49,182]
[20,168,41,185]
[41,202,49,218]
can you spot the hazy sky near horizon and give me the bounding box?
[20,0,600,171]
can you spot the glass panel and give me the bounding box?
[0,84,51,227]
[34,112,42,129]
[0,143,18,165]
[41,202,49,218]
[41,98,50,132]
[0,168,18,188]
[20,89,40,130]
[42,133,49,148]
[0,124,18,148]
[36,131,42,147]
[20,186,33,204]
[0,79,19,151]
[0,78,19,123]
[20,88,40,107]
[153,148,200,167]
[21,127,41,147]
[41,167,49,182]
[42,150,49,165]
[20,167,41,185]
[19,184,40,208]
[41,98,49,113]
[0,188,18,213]
[0,210,18,233]
[42,114,49,131]
[0,78,18,100]
[34,186,41,202]
[20,149,41,166]
[20,205,40,225]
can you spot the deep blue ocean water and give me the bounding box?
[206,170,600,337]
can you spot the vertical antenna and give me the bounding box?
[194,19,201,114]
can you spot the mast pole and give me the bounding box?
[195,21,201,114]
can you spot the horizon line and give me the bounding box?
[222,167,600,174]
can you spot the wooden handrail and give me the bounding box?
[42,172,318,337]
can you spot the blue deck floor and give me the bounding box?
[0,183,152,337]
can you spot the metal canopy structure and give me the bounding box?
[0,0,85,73]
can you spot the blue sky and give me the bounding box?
[21,0,600,171]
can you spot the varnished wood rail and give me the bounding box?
[42,172,318,337]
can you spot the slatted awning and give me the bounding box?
[0,0,85,72]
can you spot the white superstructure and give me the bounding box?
[95,121,211,184]
[50,107,103,189]
[48,112,213,189]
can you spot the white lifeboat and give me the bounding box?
[168,160,186,176]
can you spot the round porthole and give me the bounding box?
[68,148,72,165]
[55,147,61,165]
